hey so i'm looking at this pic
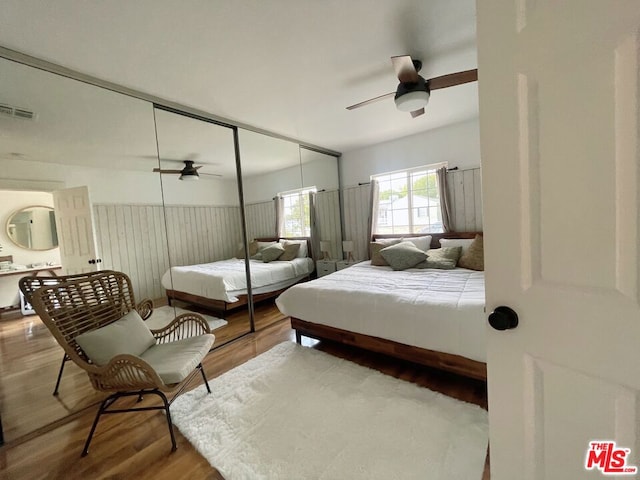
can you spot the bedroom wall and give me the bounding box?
[340,118,481,186]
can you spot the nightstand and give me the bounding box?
[336,260,357,271]
[316,260,336,277]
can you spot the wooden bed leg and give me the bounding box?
[167,296,172,307]
[295,330,302,344]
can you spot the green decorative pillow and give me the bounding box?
[380,241,427,271]
[457,234,484,271]
[414,258,457,269]
[261,243,285,262]
[236,240,259,259]
[427,246,463,264]
[278,242,301,261]
[75,310,156,366]
[370,238,402,266]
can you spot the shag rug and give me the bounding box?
[145,306,227,331]
[171,342,489,480]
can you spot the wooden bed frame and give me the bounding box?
[291,231,487,381]
[166,236,313,317]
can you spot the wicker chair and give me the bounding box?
[19,272,154,396]
[29,270,214,456]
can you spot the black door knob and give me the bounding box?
[488,306,519,331]
[96,259,102,264]
[88,259,96,265]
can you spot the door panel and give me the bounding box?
[53,186,99,274]
[478,1,640,479]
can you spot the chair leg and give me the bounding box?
[156,391,177,452]
[82,396,111,457]
[199,364,211,394]
[53,354,68,396]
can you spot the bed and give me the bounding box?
[162,238,314,316]
[275,232,487,380]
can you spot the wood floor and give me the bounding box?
[0,302,489,479]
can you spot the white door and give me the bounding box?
[53,186,100,274]
[478,1,640,478]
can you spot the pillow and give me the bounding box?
[75,310,156,366]
[380,241,428,271]
[279,241,301,261]
[369,238,402,266]
[278,239,308,258]
[402,235,432,252]
[439,238,475,255]
[256,241,277,251]
[427,246,463,264]
[414,258,457,270]
[235,240,259,259]
[457,234,484,271]
[261,243,286,262]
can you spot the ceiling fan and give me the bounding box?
[346,55,478,118]
[152,160,221,181]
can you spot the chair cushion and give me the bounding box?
[139,334,215,385]
[75,310,156,366]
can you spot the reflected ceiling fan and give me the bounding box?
[153,160,221,181]
[346,55,478,118]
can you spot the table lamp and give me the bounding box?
[342,240,355,262]
[320,241,332,260]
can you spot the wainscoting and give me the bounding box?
[93,204,241,301]
[341,167,483,261]
[245,201,276,241]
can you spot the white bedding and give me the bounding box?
[162,257,315,303]
[276,261,487,363]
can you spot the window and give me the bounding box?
[372,165,444,234]
[279,187,316,237]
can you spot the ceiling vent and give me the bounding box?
[0,103,37,120]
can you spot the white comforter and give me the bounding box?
[162,258,314,303]
[276,261,487,362]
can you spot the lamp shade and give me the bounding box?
[394,90,430,112]
[342,241,354,253]
[320,241,331,252]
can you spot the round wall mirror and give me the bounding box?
[6,205,59,250]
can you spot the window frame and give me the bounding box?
[278,186,317,238]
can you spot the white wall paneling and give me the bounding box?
[93,203,241,301]
[245,201,277,241]
[448,168,483,232]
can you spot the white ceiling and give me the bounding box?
[0,0,478,154]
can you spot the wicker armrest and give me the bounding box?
[150,312,211,344]
[87,353,165,391]
[136,298,154,320]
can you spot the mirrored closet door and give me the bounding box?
[0,57,163,442]
[153,108,251,347]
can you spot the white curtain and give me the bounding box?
[436,167,453,232]
[274,195,284,237]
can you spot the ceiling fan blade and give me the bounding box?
[152,168,182,174]
[201,173,223,178]
[391,55,419,83]
[346,92,395,110]
[195,165,203,170]
[428,69,478,90]
[410,108,425,118]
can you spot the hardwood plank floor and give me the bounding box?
[0,304,489,479]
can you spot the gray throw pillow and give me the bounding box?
[380,241,427,271]
[261,243,285,262]
[427,246,463,264]
[414,258,457,269]
[75,310,156,366]
[370,239,402,266]
[279,242,301,261]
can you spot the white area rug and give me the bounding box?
[171,342,489,480]
[145,306,227,331]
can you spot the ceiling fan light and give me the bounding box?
[394,90,430,112]
[179,172,199,181]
